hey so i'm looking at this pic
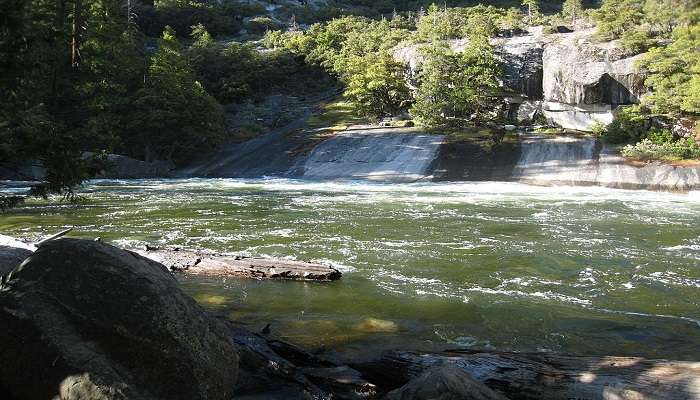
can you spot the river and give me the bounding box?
[2,178,699,361]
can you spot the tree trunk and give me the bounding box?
[71,0,81,69]
[50,0,67,104]
[355,349,700,400]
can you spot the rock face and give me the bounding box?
[542,29,645,106]
[394,27,647,131]
[294,127,444,183]
[514,133,700,190]
[541,28,646,130]
[0,239,239,400]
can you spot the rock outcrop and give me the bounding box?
[542,29,645,106]
[540,28,646,130]
[293,126,444,183]
[394,27,647,131]
[0,239,239,400]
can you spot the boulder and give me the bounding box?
[542,28,646,106]
[541,101,614,131]
[383,365,508,400]
[514,100,543,123]
[0,238,239,400]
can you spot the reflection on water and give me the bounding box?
[2,178,699,360]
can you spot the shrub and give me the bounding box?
[646,128,674,144]
[344,54,412,118]
[619,29,653,53]
[621,138,700,160]
[246,17,281,35]
[601,105,649,144]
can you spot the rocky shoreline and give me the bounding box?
[1,235,698,399]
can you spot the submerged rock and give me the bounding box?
[0,238,239,400]
[383,365,508,400]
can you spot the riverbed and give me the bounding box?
[2,178,699,361]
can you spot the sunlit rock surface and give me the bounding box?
[542,29,645,105]
[297,127,444,183]
[541,102,615,131]
[514,134,700,191]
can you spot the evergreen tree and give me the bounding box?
[562,0,583,25]
[522,0,540,24]
[344,54,411,118]
[131,26,224,164]
[410,34,500,128]
[640,24,700,116]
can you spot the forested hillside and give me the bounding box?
[1,0,698,207]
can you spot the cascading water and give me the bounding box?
[513,134,599,186]
[514,133,700,190]
[298,127,445,182]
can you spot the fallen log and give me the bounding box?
[137,248,342,281]
[355,349,700,400]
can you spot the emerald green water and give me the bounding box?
[2,178,699,360]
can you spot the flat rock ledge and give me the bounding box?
[136,248,342,281]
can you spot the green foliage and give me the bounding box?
[640,25,700,116]
[522,0,541,24]
[246,16,281,36]
[415,4,506,41]
[646,128,674,144]
[500,8,526,32]
[562,0,583,25]
[140,0,241,38]
[410,37,501,127]
[619,28,653,53]
[621,137,700,160]
[193,26,322,105]
[600,105,650,144]
[643,0,699,35]
[593,0,645,41]
[344,54,412,117]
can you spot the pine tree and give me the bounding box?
[562,0,583,25]
[131,26,224,164]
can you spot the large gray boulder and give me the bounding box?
[0,238,239,400]
[542,28,646,106]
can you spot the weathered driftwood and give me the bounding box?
[355,349,700,400]
[137,248,342,281]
